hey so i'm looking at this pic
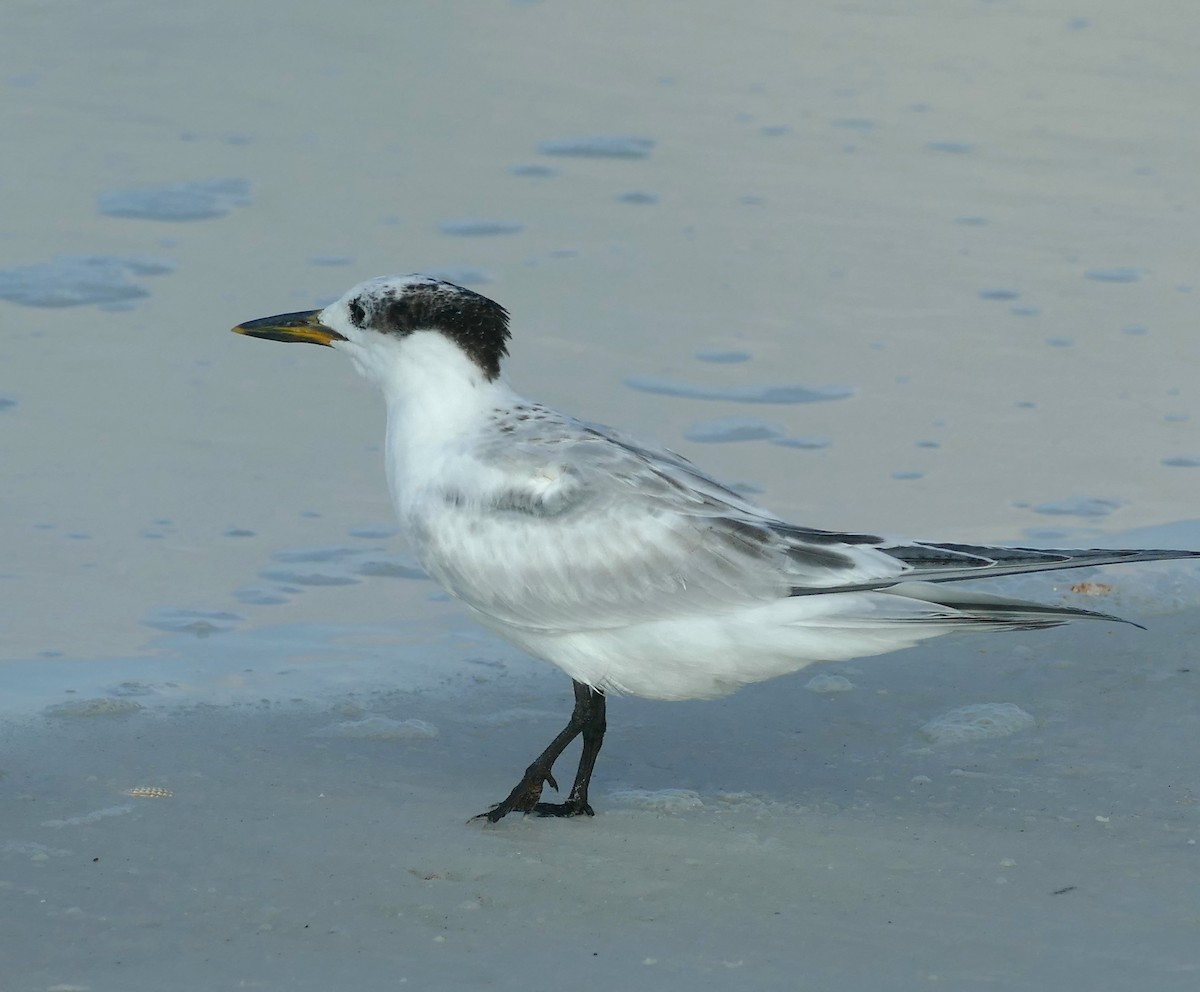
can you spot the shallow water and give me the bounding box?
[2,0,1199,988]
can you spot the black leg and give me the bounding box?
[475,680,607,823]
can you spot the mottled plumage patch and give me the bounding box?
[351,277,510,380]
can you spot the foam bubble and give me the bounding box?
[805,674,855,693]
[921,703,1035,745]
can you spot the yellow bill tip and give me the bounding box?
[232,309,346,347]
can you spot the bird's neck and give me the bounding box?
[372,334,520,510]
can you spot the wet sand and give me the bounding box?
[2,2,1198,988]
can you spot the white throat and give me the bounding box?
[336,329,519,508]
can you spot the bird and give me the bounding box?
[233,274,1199,822]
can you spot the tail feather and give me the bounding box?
[884,544,1200,584]
[883,581,1140,630]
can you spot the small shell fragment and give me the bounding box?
[122,786,174,799]
[1070,582,1113,596]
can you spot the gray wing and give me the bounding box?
[416,414,1200,632]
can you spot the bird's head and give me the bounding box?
[233,274,512,387]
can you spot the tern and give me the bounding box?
[234,274,1198,821]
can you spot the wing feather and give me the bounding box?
[407,413,1199,633]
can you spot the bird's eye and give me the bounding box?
[348,301,366,327]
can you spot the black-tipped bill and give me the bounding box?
[232,309,346,347]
